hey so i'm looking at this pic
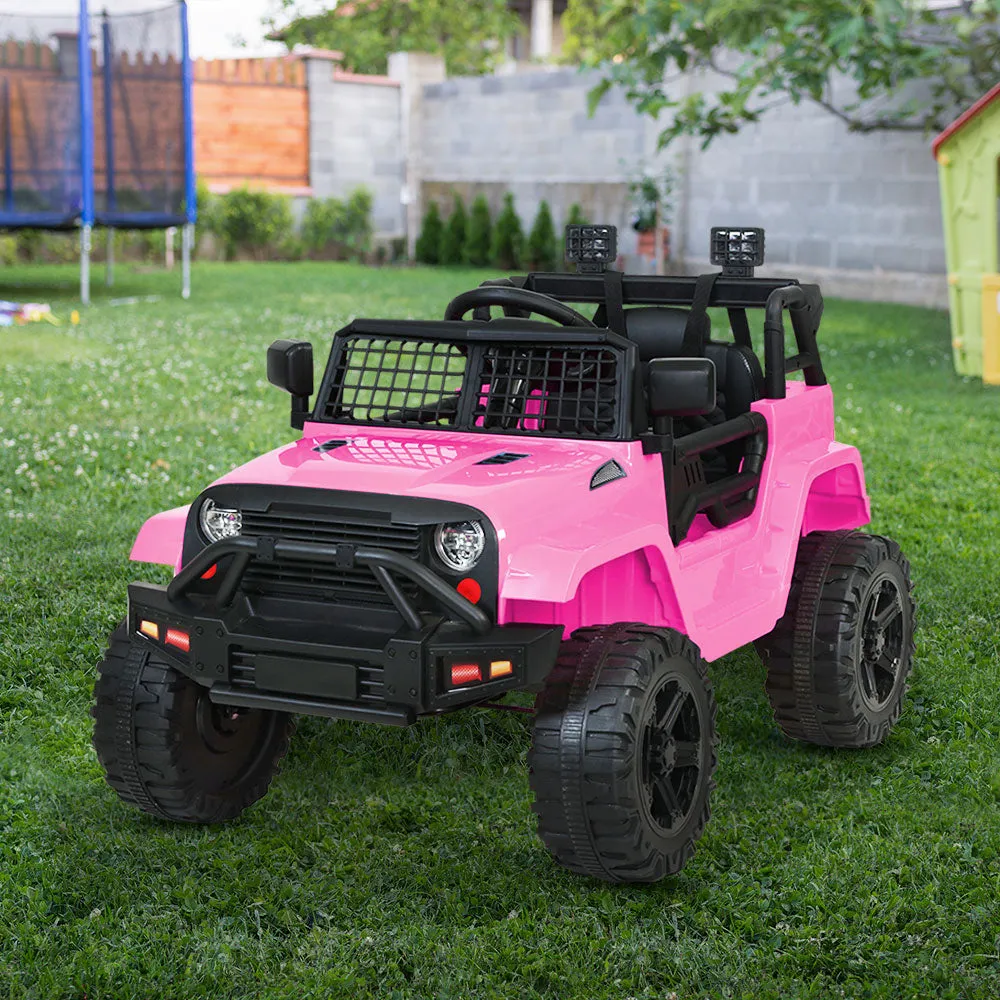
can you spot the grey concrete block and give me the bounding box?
[834,240,876,270]
[758,180,833,207]
[793,239,834,268]
[879,179,940,211]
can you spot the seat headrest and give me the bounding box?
[624,307,708,362]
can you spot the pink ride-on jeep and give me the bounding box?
[92,226,915,883]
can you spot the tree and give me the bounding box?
[465,194,492,267]
[561,0,1000,150]
[272,0,520,77]
[526,200,558,271]
[440,193,468,265]
[415,201,443,265]
[490,193,523,270]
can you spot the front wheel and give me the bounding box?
[529,624,717,884]
[92,622,294,823]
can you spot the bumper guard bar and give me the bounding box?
[166,536,492,635]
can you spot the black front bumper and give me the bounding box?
[128,536,562,726]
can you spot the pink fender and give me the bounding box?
[130,505,190,574]
[503,384,871,661]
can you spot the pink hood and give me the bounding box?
[214,422,640,528]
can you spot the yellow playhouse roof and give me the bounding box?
[933,82,1000,158]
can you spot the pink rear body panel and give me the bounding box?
[130,381,869,662]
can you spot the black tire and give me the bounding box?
[528,624,717,884]
[92,622,295,823]
[756,530,916,748]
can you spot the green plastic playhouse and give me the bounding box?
[934,82,1000,385]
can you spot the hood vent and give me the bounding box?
[590,459,626,490]
[477,452,530,466]
[313,439,350,453]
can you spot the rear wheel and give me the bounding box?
[756,530,916,748]
[529,624,717,883]
[92,622,294,823]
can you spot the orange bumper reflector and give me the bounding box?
[456,578,482,604]
[201,564,218,580]
[490,659,514,679]
[139,620,159,641]
[164,628,191,654]
[451,662,482,686]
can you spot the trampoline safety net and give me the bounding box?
[0,1,191,231]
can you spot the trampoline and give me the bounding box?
[0,0,195,301]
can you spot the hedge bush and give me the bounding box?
[440,193,467,265]
[526,199,557,271]
[490,193,522,270]
[415,201,444,265]
[211,187,294,261]
[465,194,492,267]
[302,187,374,261]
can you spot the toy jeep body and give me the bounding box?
[93,227,915,883]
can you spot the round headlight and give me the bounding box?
[434,521,485,573]
[199,498,242,543]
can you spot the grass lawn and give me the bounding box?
[1,261,999,999]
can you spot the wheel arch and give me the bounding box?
[799,456,871,538]
[129,504,190,572]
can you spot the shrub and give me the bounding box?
[465,194,492,267]
[302,197,346,258]
[490,192,523,270]
[343,187,374,260]
[440,193,467,266]
[211,187,294,261]
[526,199,557,271]
[415,201,443,265]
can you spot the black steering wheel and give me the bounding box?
[444,286,596,328]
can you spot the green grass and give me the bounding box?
[2,261,1000,999]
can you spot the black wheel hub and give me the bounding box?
[859,574,906,711]
[195,693,260,756]
[640,676,703,835]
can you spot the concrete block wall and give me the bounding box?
[418,68,650,253]
[409,63,949,305]
[306,59,404,237]
[679,72,947,304]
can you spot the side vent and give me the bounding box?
[313,439,350,453]
[477,452,530,466]
[590,459,626,490]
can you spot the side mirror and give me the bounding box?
[267,339,314,429]
[648,357,716,419]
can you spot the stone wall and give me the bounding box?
[306,59,405,237]
[419,67,647,251]
[409,63,948,306]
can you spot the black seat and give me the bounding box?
[623,307,764,422]
[624,307,764,480]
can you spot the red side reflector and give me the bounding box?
[164,628,190,653]
[450,662,482,686]
[456,578,482,604]
[201,564,217,580]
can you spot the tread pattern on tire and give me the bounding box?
[528,623,717,884]
[756,530,916,748]
[92,623,295,823]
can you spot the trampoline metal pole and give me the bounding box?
[106,228,114,287]
[180,0,195,299]
[79,0,95,304]
[182,223,192,300]
[81,224,92,305]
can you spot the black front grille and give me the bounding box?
[240,507,422,607]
